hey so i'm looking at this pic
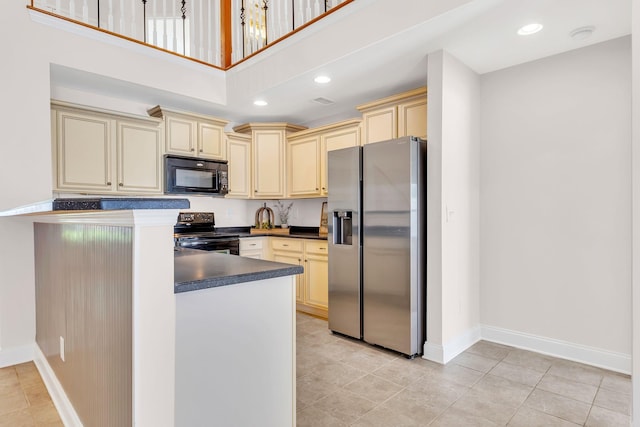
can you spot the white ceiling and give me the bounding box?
[51,0,631,128]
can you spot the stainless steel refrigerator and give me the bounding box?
[327,136,426,357]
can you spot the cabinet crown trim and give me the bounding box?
[147,105,229,126]
[287,118,362,140]
[51,100,162,125]
[356,86,427,112]
[233,123,307,134]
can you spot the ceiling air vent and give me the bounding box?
[313,97,335,105]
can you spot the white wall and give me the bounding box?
[425,50,481,363]
[631,0,640,423]
[480,37,632,371]
[0,2,226,360]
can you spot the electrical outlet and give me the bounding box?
[60,336,65,362]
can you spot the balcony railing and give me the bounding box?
[29,0,353,69]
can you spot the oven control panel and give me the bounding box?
[177,212,215,224]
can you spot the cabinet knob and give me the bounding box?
[305,259,308,262]
[254,190,257,193]
[315,188,319,191]
[322,187,326,190]
[298,259,301,262]
[119,183,123,187]
[106,181,112,186]
[190,148,195,152]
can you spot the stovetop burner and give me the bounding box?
[174,212,240,255]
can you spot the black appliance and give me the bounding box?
[174,212,240,255]
[165,155,228,196]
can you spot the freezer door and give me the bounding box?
[327,146,362,339]
[362,137,425,356]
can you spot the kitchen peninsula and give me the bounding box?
[15,199,300,427]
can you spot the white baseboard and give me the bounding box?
[34,346,84,427]
[423,325,481,364]
[480,324,632,375]
[0,344,35,368]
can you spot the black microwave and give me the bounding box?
[164,155,228,196]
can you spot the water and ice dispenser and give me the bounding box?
[332,211,353,245]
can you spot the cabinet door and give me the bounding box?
[273,251,303,303]
[226,135,252,198]
[287,136,320,197]
[117,120,163,193]
[362,106,396,145]
[320,126,360,196]
[305,253,328,309]
[398,97,427,140]
[253,130,285,198]
[55,109,113,191]
[199,122,226,160]
[166,115,196,155]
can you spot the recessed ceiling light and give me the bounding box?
[314,75,331,84]
[517,23,543,36]
[253,100,268,106]
[570,26,595,40]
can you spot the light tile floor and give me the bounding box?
[296,312,632,427]
[0,362,63,427]
[1,315,632,427]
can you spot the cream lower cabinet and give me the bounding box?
[271,238,304,304]
[226,132,252,198]
[239,237,268,259]
[52,102,162,194]
[357,87,427,145]
[270,238,328,318]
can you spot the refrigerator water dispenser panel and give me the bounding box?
[333,211,353,245]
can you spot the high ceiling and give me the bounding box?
[51,0,631,128]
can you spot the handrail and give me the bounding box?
[28,0,355,70]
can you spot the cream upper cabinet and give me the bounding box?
[52,102,163,195]
[287,135,320,197]
[234,123,306,199]
[225,132,252,198]
[54,107,114,192]
[357,87,427,144]
[116,120,162,193]
[148,106,228,160]
[319,120,361,196]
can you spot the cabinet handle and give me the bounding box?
[250,243,256,246]
[319,247,326,250]
[106,181,112,186]
[283,244,289,247]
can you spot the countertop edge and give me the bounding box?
[174,264,303,293]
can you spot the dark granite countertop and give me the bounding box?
[174,250,303,293]
[52,197,190,211]
[216,226,327,241]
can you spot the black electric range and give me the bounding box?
[174,212,240,255]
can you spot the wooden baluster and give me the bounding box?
[305,0,311,24]
[151,0,157,46]
[69,0,75,19]
[55,0,61,15]
[313,0,319,18]
[298,0,304,26]
[207,0,214,64]
[107,0,113,31]
[161,0,167,50]
[82,0,88,23]
[119,0,125,34]
[130,0,137,39]
[198,0,204,60]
